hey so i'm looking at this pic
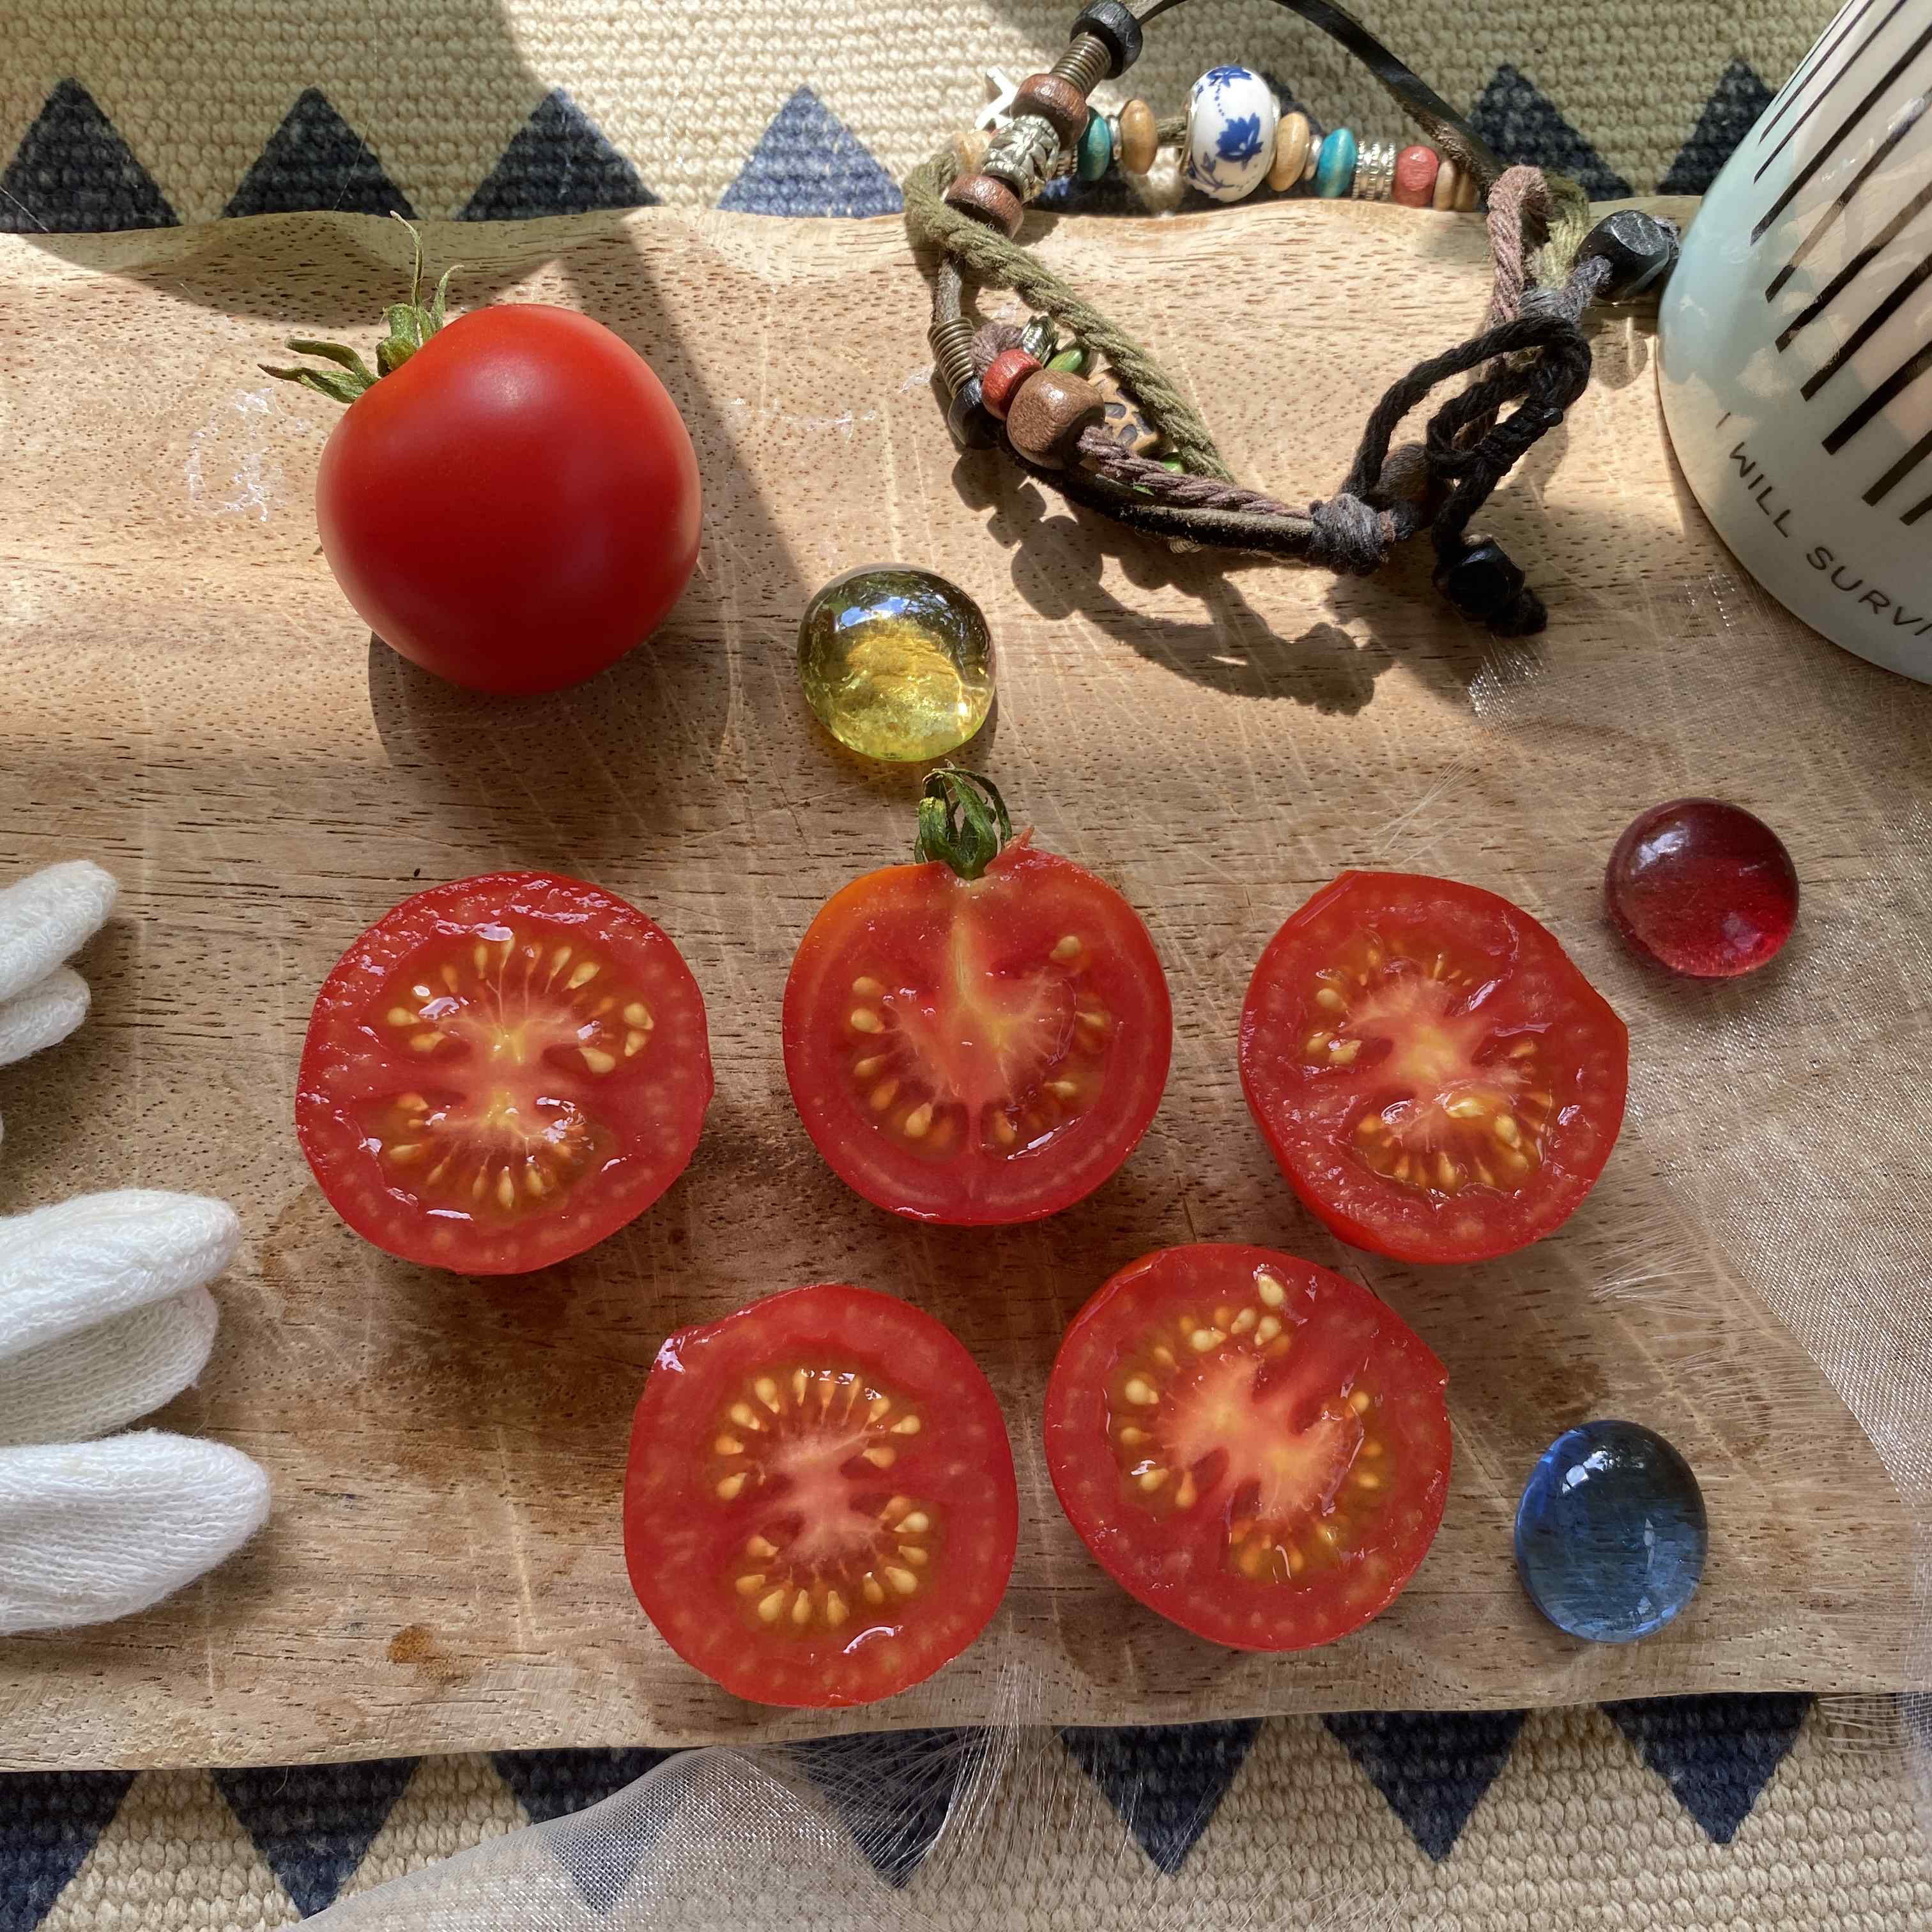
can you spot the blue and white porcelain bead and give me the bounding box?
[1183,65,1279,203]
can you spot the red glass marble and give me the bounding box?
[1605,799,1798,978]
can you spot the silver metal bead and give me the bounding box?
[1353,138,1397,201]
[1020,315,1059,363]
[985,114,1061,199]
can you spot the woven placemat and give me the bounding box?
[2,0,1825,228]
[11,1702,1931,1927]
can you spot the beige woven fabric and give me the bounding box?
[32,1705,1932,1930]
[2,3,1904,1928]
[1,0,1832,220]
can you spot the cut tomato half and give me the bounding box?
[624,1284,1018,1707]
[1239,871,1627,1264]
[1045,1245,1449,1652]
[296,871,712,1274]
[783,772,1171,1225]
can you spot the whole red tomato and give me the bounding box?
[278,275,700,695]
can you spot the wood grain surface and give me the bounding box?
[0,201,1920,1770]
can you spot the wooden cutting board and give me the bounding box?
[0,200,1919,1770]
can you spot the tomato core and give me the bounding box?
[296,873,712,1273]
[784,840,1171,1223]
[1046,1246,1450,1651]
[1239,872,1627,1263]
[625,1284,1017,1706]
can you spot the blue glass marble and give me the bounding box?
[1315,128,1358,199]
[1514,1420,1707,1643]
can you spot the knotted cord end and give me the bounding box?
[1303,494,1391,575]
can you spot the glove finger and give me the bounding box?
[0,966,89,1070]
[0,1192,240,1365]
[0,861,118,1006]
[0,1432,270,1634]
[0,1286,218,1447]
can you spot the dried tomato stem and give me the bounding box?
[914,767,1012,880]
[260,214,463,406]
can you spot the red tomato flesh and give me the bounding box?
[624,1284,1018,1707]
[316,305,702,694]
[1045,1245,1450,1652]
[783,838,1172,1225]
[1239,871,1627,1264]
[296,871,712,1274]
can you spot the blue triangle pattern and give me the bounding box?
[1659,59,1775,195]
[224,88,413,220]
[1607,1692,1810,1844]
[0,1770,135,1932]
[1061,1719,1261,1875]
[793,1729,987,1888]
[1034,169,1140,215]
[719,86,901,217]
[463,91,657,220]
[1323,1708,1526,1862]
[214,1758,418,1917]
[1469,65,1632,199]
[0,80,175,233]
[493,1747,678,1825]
[501,1750,681,1914]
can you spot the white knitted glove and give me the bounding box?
[0,863,271,1633]
[0,859,119,1151]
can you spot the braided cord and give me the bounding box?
[905,0,1620,633]
[904,150,1234,480]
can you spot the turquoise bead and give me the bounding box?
[1315,128,1358,199]
[1077,111,1114,183]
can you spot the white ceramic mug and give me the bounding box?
[1659,0,1932,681]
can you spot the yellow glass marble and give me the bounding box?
[797,565,994,762]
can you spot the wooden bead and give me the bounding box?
[1117,98,1158,174]
[945,171,1025,237]
[1392,144,1439,208]
[1455,169,1481,213]
[1432,157,1461,211]
[950,127,992,176]
[1269,111,1312,192]
[981,348,1040,420]
[1013,73,1089,150]
[1004,369,1105,468]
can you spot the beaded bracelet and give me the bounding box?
[904,0,1682,636]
